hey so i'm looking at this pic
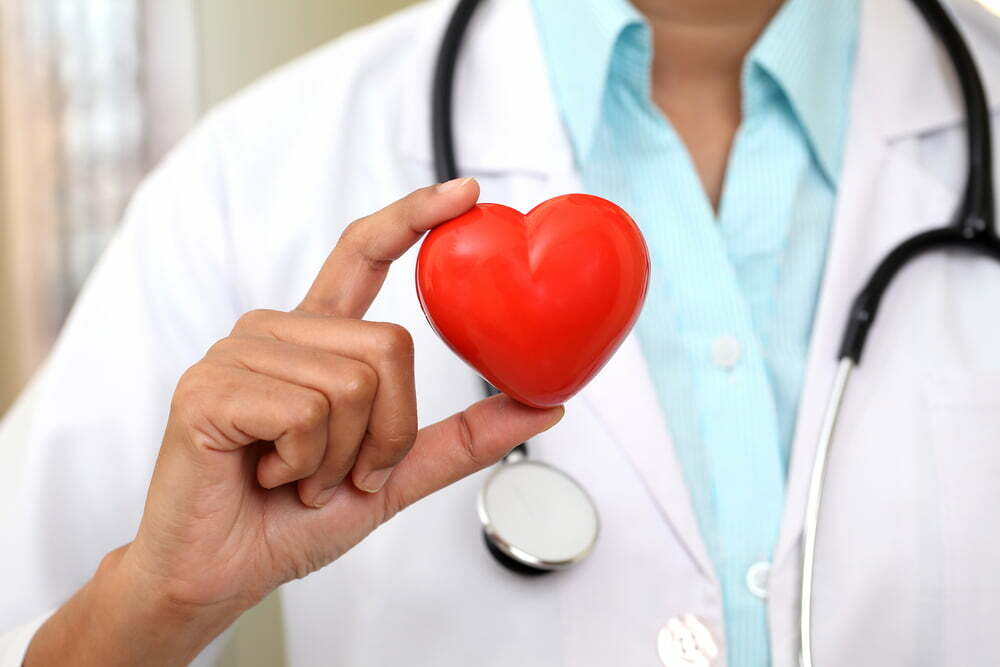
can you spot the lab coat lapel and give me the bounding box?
[578,333,717,581]
[773,0,1000,571]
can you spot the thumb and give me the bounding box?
[381,394,565,513]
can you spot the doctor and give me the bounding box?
[2,0,999,665]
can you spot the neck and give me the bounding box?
[628,0,785,211]
[631,0,785,88]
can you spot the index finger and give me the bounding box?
[298,177,479,318]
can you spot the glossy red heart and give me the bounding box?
[416,194,650,408]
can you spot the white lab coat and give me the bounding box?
[2,0,1000,665]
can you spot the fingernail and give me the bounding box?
[542,406,566,432]
[358,467,393,493]
[436,177,473,193]
[313,486,338,509]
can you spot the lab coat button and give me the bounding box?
[657,614,719,666]
[746,561,770,598]
[711,335,742,369]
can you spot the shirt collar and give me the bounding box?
[748,0,859,184]
[531,0,858,184]
[530,0,644,163]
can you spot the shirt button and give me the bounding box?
[711,335,742,370]
[746,561,771,599]
[657,614,719,666]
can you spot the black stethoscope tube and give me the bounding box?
[801,4,996,665]
[432,0,483,184]
[839,0,997,363]
[912,0,994,229]
[429,0,998,604]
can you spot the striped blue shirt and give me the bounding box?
[530,0,858,664]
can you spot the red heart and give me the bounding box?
[416,194,650,408]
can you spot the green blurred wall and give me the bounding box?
[195,0,417,110]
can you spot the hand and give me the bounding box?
[25,178,564,666]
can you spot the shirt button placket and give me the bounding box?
[711,335,742,370]
[746,561,771,599]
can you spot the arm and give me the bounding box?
[20,179,563,666]
[23,546,234,666]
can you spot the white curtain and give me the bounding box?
[0,0,197,389]
[48,1,146,305]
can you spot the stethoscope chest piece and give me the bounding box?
[478,450,599,574]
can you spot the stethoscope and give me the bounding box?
[430,0,996,664]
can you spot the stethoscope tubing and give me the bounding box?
[431,0,482,184]
[909,0,993,230]
[802,1,996,664]
[430,0,997,663]
[799,359,853,667]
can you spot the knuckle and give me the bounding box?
[340,218,391,274]
[370,322,414,359]
[338,363,378,404]
[291,392,328,430]
[233,309,278,334]
[205,336,238,358]
[172,364,212,410]
[185,427,220,453]
[170,364,234,438]
[381,427,418,457]
[378,481,405,524]
[340,217,367,245]
[455,410,488,468]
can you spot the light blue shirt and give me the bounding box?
[530,0,858,664]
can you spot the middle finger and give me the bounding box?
[233,311,417,493]
[211,335,378,506]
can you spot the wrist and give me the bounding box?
[26,545,244,667]
[105,544,246,663]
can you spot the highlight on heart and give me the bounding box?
[415,194,651,408]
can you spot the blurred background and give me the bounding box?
[9,0,1000,417]
[0,1,414,665]
[0,0,416,415]
[1,0,999,664]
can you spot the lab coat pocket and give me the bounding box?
[920,371,1000,654]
